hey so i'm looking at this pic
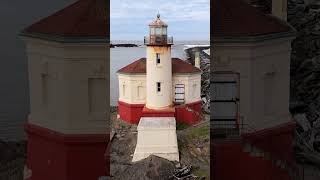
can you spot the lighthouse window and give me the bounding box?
[150,27,155,35]
[163,28,167,35]
[155,27,161,35]
[156,53,160,64]
[157,82,161,92]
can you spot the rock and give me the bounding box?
[110,44,139,48]
[294,113,312,131]
[112,155,175,180]
[184,47,210,114]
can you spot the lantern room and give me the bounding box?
[144,13,173,45]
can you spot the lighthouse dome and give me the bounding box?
[149,13,168,26]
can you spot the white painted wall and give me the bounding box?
[23,37,108,134]
[146,46,172,109]
[173,74,201,104]
[118,73,201,105]
[213,36,294,131]
[118,73,146,104]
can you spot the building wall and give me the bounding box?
[213,37,293,131]
[272,0,287,20]
[211,139,291,180]
[118,73,201,105]
[23,37,108,134]
[146,46,173,109]
[173,73,201,104]
[118,73,146,104]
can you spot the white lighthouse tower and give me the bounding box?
[145,13,174,109]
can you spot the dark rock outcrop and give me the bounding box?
[110,44,139,48]
[288,0,320,163]
[112,155,175,180]
[185,47,210,114]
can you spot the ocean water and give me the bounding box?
[110,40,209,106]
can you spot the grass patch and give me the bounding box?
[176,122,190,130]
[193,168,209,179]
[187,125,210,139]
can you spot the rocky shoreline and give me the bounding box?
[0,140,26,179]
[287,0,320,165]
[184,46,211,114]
[110,44,139,48]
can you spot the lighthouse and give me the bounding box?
[117,14,202,125]
[145,13,173,109]
[116,14,202,162]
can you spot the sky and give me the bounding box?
[111,0,210,41]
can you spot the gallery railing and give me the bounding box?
[144,36,173,45]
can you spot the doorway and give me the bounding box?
[175,84,185,104]
[211,72,240,129]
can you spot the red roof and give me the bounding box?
[117,58,201,74]
[212,0,292,38]
[23,0,108,38]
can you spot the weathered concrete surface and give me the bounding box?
[132,117,179,162]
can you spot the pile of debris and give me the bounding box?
[172,165,204,180]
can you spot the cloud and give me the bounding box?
[111,0,210,40]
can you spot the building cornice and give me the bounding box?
[212,28,296,44]
[19,31,109,44]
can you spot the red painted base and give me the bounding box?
[242,121,296,164]
[118,101,144,124]
[25,123,109,180]
[118,100,202,124]
[176,100,202,125]
[212,140,291,180]
[142,106,175,117]
[211,121,297,180]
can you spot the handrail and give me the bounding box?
[144,36,173,45]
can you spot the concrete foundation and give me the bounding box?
[132,117,179,162]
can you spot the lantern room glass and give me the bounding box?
[150,27,155,35]
[162,27,167,35]
[150,27,167,36]
[155,27,161,35]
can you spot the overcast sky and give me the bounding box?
[111,0,210,41]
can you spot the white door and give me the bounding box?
[211,73,239,129]
[175,84,185,104]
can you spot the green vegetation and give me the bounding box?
[176,122,189,130]
[193,168,209,179]
[187,125,210,140]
